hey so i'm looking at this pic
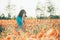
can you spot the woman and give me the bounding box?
[16,9,27,31]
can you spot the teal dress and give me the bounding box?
[0,27,3,33]
[16,16,23,28]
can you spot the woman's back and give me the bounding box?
[16,16,23,27]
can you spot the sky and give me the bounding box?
[0,0,60,18]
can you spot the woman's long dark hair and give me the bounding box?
[18,9,26,18]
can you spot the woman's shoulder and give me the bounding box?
[16,16,20,19]
[16,16,22,20]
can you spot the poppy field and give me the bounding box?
[0,18,60,40]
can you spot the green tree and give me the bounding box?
[7,13,11,19]
[47,0,56,19]
[36,2,45,19]
[1,14,6,19]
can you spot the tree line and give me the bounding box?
[0,13,16,20]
